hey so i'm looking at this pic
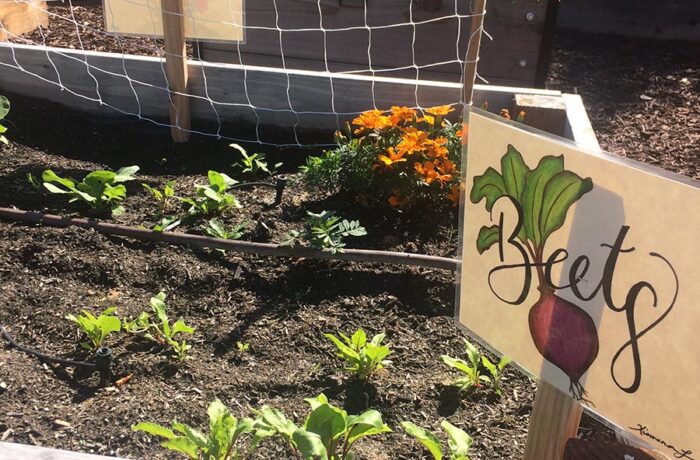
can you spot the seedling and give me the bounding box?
[205,219,246,240]
[481,354,511,397]
[179,170,241,217]
[133,398,254,460]
[325,329,391,381]
[124,292,195,360]
[66,306,121,350]
[252,393,391,459]
[441,339,487,393]
[0,95,10,145]
[142,180,176,214]
[401,420,473,460]
[41,166,139,216]
[283,211,367,254]
[27,173,42,191]
[230,143,281,178]
[235,341,250,354]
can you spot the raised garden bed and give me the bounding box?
[0,93,618,459]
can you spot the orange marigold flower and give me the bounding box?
[377,147,407,167]
[397,128,429,155]
[500,108,511,120]
[426,105,455,117]
[388,194,409,207]
[419,115,435,126]
[389,106,416,125]
[448,185,460,207]
[438,159,456,175]
[425,139,449,159]
[352,109,392,134]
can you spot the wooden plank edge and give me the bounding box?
[0,442,122,460]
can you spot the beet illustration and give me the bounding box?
[528,288,599,400]
[471,145,597,401]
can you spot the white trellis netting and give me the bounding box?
[0,0,487,146]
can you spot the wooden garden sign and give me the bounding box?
[103,0,244,142]
[457,107,698,460]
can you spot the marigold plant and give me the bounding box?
[300,105,463,209]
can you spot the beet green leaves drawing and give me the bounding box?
[470,144,598,401]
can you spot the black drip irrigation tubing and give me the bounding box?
[0,207,460,271]
[0,326,113,386]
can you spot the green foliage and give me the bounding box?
[133,398,254,460]
[401,420,473,460]
[179,171,241,217]
[235,341,250,354]
[252,393,391,459]
[41,166,139,216]
[441,339,488,393]
[124,292,195,360]
[470,146,593,255]
[27,172,42,191]
[299,144,358,195]
[66,306,121,350]
[442,339,510,396]
[324,329,391,381]
[143,180,176,214]
[205,219,246,240]
[0,95,10,145]
[230,143,281,178]
[283,211,367,254]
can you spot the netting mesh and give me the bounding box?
[0,0,487,146]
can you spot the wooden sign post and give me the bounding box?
[462,0,486,105]
[160,0,190,143]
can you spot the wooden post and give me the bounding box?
[462,0,486,105]
[161,0,190,142]
[524,381,583,460]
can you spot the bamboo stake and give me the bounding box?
[524,381,583,460]
[161,0,190,142]
[462,0,487,105]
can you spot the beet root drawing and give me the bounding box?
[470,145,597,401]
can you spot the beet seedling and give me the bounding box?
[142,180,176,214]
[41,166,139,216]
[325,329,391,381]
[252,393,391,460]
[66,306,121,350]
[441,339,487,393]
[133,398,254,460]
[481,354,511,397]
[124,292,195,360]
[179,170,241,217]
[230,143,281,178]
[401,420,473,460]
[205,219,246,240]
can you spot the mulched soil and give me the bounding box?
[547,31,700,178]
[0,93,602,459]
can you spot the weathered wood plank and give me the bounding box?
[0,442,118,460]
[0,0,47,41]
[0,43,578,142]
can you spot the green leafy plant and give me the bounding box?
[235,341,250,354]
[179,171,241,217]
[324,329,391,381]
[481,354,511,396]
[143,180,176,214]
[0,95,10,145]
[27,172,42,191]
[230,143,281,178]
[41,166,139,216]
[66,306,121,350]
[252,393,391,459]
[133,398,254,460]
[441,339,487,393]
[401,420,473,460]
[283,211,367,254]
[124,292,195,360]
[205,219,246,240]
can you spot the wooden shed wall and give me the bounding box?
[199,0,556,88]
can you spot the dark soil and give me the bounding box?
[0,93,556,460]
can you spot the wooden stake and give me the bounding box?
[161,0,190,142]
[462,0,486,105]
[524,381,583,460]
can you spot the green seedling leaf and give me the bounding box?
[292,429,328,460]
[161,437,199,459]
[401,421,443,460]
[132,422,177,440]
[442,421,472,460]
[0,96,10,120]
[345,410,391,446]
